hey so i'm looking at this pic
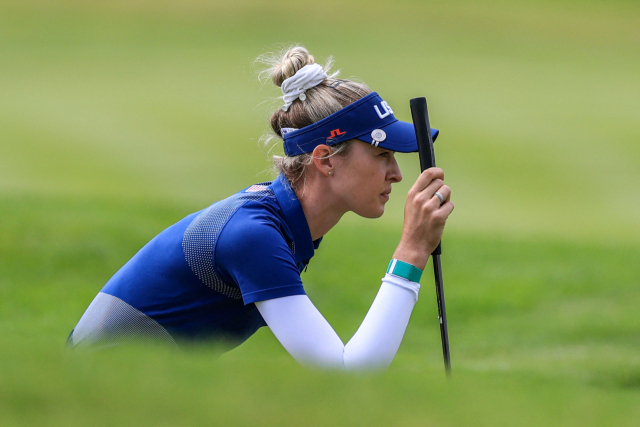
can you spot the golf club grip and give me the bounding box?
[410,97,441,256]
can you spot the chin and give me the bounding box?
[357,206,385,219]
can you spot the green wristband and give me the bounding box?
[387,259,423,283]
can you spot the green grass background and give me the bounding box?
[1,0,639,425]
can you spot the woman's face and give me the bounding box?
[332,140,403,218]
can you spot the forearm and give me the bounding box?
[255,273,420,371]
[342,273,419,370]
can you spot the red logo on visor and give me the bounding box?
[328,129,346,139]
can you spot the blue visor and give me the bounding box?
[282,92,438,156]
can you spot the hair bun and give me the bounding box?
[270,46,315,87]
[256,45,372,189]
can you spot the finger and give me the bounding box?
[431,201,454,226]
[432,185,451,205]
[420,178,445,201]
[413,167,444,192]
[410,179,444,212]
[439,200,455,216]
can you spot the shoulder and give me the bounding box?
[216,197,291,257]
[213,188,305,304]
[183,183,281,245]
[182,182,292,264]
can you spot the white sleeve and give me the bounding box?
[255,273,420,371]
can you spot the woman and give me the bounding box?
[68,46,454,370]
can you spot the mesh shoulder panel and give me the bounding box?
[182,184,274,299]
[70,292,178,350]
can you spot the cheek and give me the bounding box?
[338,155,386,202]
[357,168,385,200]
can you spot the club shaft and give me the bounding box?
[433,254,451,374]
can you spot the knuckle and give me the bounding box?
[425,202,438,214]
[416,191,431,204]
[426,168,440,178]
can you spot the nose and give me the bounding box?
[387,154,403,183]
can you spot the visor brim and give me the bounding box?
[354,120,439,153]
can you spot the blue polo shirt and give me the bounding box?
[73,174,320,348]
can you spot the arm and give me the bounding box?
[257,168,453,371]
[256,273,420,371]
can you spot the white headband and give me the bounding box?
[281,63,327,111]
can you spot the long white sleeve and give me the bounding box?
[255,273,420,371]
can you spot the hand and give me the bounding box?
[393,167,454,270]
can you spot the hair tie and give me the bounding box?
[281,63,327,111]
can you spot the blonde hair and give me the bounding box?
[258,46,371,189]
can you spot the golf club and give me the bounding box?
[410,97,451,375]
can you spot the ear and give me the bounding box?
[310,144,335,177]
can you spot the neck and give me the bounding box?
[294,175,346,241]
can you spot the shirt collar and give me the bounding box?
[270,174,320,263]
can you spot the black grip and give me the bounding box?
[410,97,436,171]
[410,97,441,256]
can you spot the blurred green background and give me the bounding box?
[1,0,639,425]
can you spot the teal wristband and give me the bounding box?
[387,259,423,283]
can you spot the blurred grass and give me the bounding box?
[1,0,639,425]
